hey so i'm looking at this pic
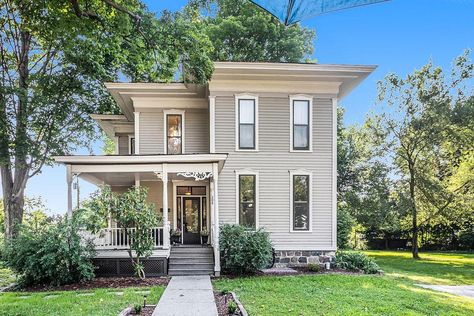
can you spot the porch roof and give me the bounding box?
[54,154,227,186]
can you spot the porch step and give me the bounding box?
[169,245,215,276]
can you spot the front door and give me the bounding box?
[182,197,201,244]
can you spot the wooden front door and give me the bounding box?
[182,197,201,244]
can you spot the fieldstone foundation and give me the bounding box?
[274,251,336,268]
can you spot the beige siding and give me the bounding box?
[118,136,129,154]
[215,96,335,251]
[139,112,163,154]
[185,109,209,154]
[138,109,209,154]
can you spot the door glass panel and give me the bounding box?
[202,197,207,231]
[184,198,200,234]
[192,186,206,195]
[177,197,182,229]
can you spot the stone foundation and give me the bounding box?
[274,250,336,268]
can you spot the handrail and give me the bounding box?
[82,227,164,250]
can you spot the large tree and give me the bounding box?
[0,0,214,238]
[189,0,315,62]
[375,52,474,258]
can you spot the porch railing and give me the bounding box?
[82,227,164,250]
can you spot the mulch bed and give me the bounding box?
[11,277,170,292]
[214,291,241,316]
[129,305,155,316]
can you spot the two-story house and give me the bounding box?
[54,62,375,276]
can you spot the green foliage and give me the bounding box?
[219,224,273,275]
[228,300,238,314]
[337,204,355,249]
[101,133,116,155]
[374,51,474,256]
[336,251,381,274]
[189,0,315,62]
[2,215,95,286]
[133,303,142,314]
[307,263,321,272]
[85,185,160,278]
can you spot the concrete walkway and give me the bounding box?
[416,284,474,299]
[152,275,218,316]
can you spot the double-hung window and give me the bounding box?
[237,173,257,229]
[290,172,311,231]
[291,97,312,151]
[164,110,185,154]
[236,96,258,150]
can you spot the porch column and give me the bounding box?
[162,164,170,249]
[212,162,221,275]
[66,165,73,217]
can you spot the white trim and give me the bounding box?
[289,170,313,233]
[235,169,259,229]
[128,135,135,155]
[234,94,259,152]
[332,98,338,248]
[55,153,227,164]
[134,112,140,154]
[163,109,186,154]
[212,162,221,274]
[209,96,216,153]
[289,95,313,153]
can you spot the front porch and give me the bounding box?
[55,154,227,276]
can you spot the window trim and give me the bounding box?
[235,94,259,151]
[163,109,185,154]
[235,170,259,229]
[289,95,313,152]
[289,170,313,233]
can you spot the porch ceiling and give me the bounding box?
[80,171,210,186]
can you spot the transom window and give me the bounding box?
[291,99,311,151]
[238,99,256,149]
[292,174,311,231]
[167,114,182,154]
[238,174,256,229]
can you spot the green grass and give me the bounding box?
[213,251,474,315]
[0,286,164,316]
[365,251,474,285]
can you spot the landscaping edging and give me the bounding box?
[231,292,248,316]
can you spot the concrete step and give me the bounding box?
[170,258,214,264]
[171,248,213,254]
[168,269,214,276]
[169,263,214,270]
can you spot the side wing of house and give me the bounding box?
[210,62,375,265]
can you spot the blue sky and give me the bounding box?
[17,0,474,214]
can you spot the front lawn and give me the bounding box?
[0,286,164,316]
[365,251,474,285]
[213,251,474,315]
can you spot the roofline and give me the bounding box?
[54,154,229,165]
[213,61,377,73]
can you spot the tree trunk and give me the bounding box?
[409,162,420,259]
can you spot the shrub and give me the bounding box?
[335,251,381,274]
[220,224,272,275]
[307,263,321,272]
[133,303,142,314]
[2,215,95,286]
[228,301,238,314]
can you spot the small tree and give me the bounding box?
[85,185,160,279]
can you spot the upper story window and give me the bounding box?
[290,96,313,152]
[237,172,258,229]
[164,110,185,154]
[235,95,258,151]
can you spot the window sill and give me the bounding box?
[235,148,259,152]
[289,149,313,153]
[289,229,313,233]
